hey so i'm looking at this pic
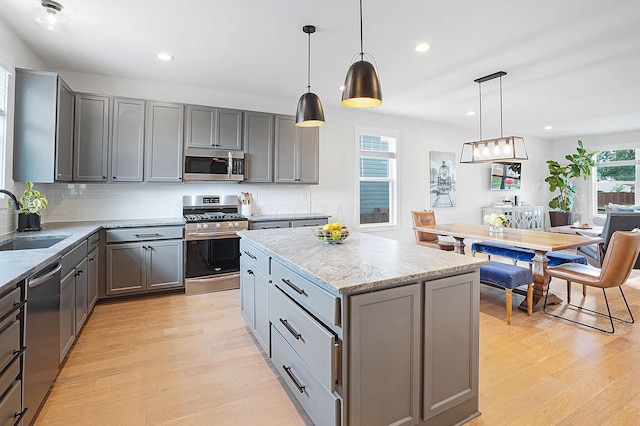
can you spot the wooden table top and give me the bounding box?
[415,223,603,252]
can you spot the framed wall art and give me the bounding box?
[429,151,456,208]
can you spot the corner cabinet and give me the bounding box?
[13,68,74,183]
[145,102,184,182]
[74,94,110,182]
[274,115,319,184]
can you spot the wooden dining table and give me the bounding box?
[414,223,603,311]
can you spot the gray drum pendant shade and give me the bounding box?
[295,25,325,127]
[341,0,382,108]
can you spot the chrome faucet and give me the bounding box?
[0,189,19,210]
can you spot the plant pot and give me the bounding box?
[548,211,574,227]
[17,213,42,232]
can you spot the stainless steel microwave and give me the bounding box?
[183,148,245,182]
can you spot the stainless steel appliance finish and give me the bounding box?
[24,260,62,425]
[183,148,245,182]
[183,195,248,294]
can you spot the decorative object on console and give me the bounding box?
[546,140,598,226]
[341,0,382,108]
[429,151,456,207]
[295,25,325,127]
[484,213,507,233]
[460,71,528,164]
[490,162,521,190]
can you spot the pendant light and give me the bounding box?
[295,25,325,127]
[341,0,382,108]
[460,71,528,164]
[33,0,69,32]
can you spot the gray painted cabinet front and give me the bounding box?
[274,115,319,184]
[74,94,109,181]
[145,240,183,290]
[185,105,242,150]
[74,257,89,333]
[243,111,274,182]
[216,108,243,150]
[106,243,146,295]
[87,246,99,312]
[13,69,74,183]
[145,102,184,182]
[59,270,75,363]
[111,98,145,182]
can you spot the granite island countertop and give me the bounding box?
[247,213,330,222]
[238,227,487,295]
[0,217,184,293]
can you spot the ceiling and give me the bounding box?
[1,0,639,140]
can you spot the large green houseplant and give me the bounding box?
[545,140,597,226]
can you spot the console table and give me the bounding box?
[482,205,544,230]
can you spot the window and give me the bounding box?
[357,128,398,227]
[0,66,7,192]
[593,147,639,214]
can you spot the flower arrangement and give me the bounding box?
[484,213,508,228]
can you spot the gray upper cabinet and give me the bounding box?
[274,115,319,184]
[185,105,242,150]
[145,102,184,182]
[243,111,274,182]
[111,98,145,182]
[74,94,109,181]
[13,69,74,183]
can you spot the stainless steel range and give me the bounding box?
[183,195,248,295]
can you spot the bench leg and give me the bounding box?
[506,289,512,325]
[567,280,572,303]
[527,284,533,317]
[583,284,586,297]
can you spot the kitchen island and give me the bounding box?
[238,227,486,426]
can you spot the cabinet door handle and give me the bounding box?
[282,365,305,393]
[75,270,84,276]
[281,278,306,296]
[279,318,301,340]
[134,233,162,238]
[243,250,257,260]
[247,269,254,275]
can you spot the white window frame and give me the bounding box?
[0,65,8,204]
[355,126,399,231]
[589,143,639,220]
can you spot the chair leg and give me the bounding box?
[527,283,533,317]
[506,289,512,325]
[566,280,572,304]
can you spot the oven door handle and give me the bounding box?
[186,232,241,241]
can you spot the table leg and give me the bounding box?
[518,250,562,312]
[453,237,466,255]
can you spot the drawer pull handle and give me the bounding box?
[247,269,254,275]
[1,347,25,378]
[282,365,305,393]
[282,278,307,296]
[279,318,301,340]
[0,301,26,324]
[243,250,257,260]
[14,407,27,423]
[134,233,162,238]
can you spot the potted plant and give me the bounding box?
[16,181,48,231]
[545,140,597,226]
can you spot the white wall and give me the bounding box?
[0,17,46,235]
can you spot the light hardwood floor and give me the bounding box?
[36,271,640,425]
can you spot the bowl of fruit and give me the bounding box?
[313,222,351,244]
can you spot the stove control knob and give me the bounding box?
[196,223,202,229]
[215,223,221,228]
[203,223,209,229]
[234,222,240,227]
[227,223,233,228]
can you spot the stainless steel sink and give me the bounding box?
[0,235,70,251]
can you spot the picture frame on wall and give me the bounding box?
[430,151,456,207]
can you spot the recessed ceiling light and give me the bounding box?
[467,111,475,116]
[157,53,174,61]
[544,125,553,130]
[415,43,431,53]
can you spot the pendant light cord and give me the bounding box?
[499,74,504,138]
[478,81,483,141]
[359,0,364,59]
[307,30,311,92]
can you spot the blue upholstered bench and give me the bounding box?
[471,242,588,267]
[479,261,533,325]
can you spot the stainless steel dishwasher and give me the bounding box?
[24,260,62,425]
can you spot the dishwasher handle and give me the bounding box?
[27,263,62,288]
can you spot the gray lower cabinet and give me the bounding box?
[87,233,101,312]
[111,98,145,182]
[13,68,74,183]
[59,270,75,363]
[0,282,25,424]
[185,105,242,150]
[274,115,319,184]
[105,227,184,296]
[249,217,329,230]
[240,242,271,355]
[243,111,274,182]
[145,102,184,182]
[74,94,110,182]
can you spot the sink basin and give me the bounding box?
[0,235,70,251]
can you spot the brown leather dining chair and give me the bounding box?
[411,210,455,251]
[544,230,640,333]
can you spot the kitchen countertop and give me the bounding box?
[238,227,486,295]
[0,217,184,293]
[247,213,330,222]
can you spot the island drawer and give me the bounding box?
[271,326,340,426]
[106,226,183,243]
[270,284,338,392]
[249,220,290,230]
[0,288,21,333]
[0,360,19,401]
[0,380,21,425]
[272,260,340,328]
[290,218,329,228]
[240,240,270,274]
